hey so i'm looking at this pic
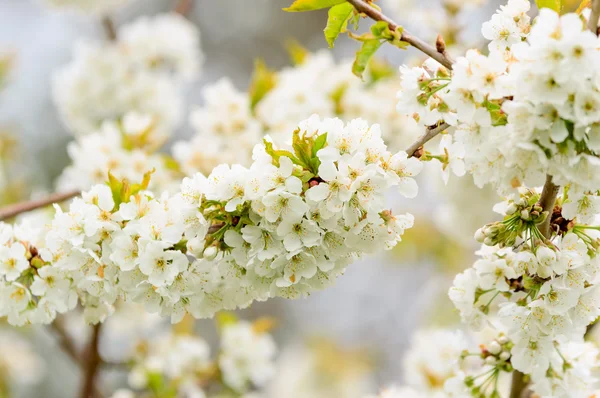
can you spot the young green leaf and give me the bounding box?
[249,59,277,111]
[367,58,396,84]
[284,0,347,12]
[312,133,328,156]
[263,139,300,168]
[352,39,382,79]
[324,2,354,48]
[535,0,563,12]
[285,39,309,65]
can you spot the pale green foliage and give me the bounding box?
[248,59,277,111]
[536,0,563,12]
[324,2,355,47]
[283,0,347,12]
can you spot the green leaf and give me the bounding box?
[352,39,382,79]
[370,20,392,39]
[535,0,563,12]
[284,0,347,12]
[263,139,299,168]
[330,82,348,114]
[285,39,309,65]
[106,169,154,210]
[107,171,125,210]
[484,100,508,127]
[324,2,354,48]
[129,169,155,198]
[249,59,277,111]
[312,133,328,156]
[292,129,315,170]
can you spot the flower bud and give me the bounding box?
[485,356,497,365]
[500,351,511,361]
[475,228,485,242]
[488,341,501,355]
[203,246,218,260]
[497,335,509,345]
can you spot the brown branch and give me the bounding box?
[49,318,82,366]
[509,371,530,398]
[208,223,226,234]
[79,323,103,398]
[406,122,450,157]
[588,0,600,34]
[537,175,559,239]
[101,17,117,41]
[509,175,559,398]
[0,190,79,222]
[346,0,454,70]
[174,0,194,16]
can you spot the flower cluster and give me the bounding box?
[118,13,203,83]
[57,112,180,192]
[449,189,600,397]
[172,51,422,176]
[0,116,420,326]
[173,78,262,175]
[124,317,276,397]
[481,0,530,51]
[396,1,600,195]
[53,12,201,137]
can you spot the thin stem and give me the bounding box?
[79,324,103,398]
[537,175,559,239]
[587,0,600,34]
[0,190,79,222]
[405,122,450,157]
[346,0,454,69]
[101,16,117,41]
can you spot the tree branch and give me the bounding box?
[509,175,559,398]
[0,190,79,222]
[510,371,530,398]
[79,324,103,398]
[346,0,454,69]
[537,175,559,239]
[101,17,117,41]
[406,122,450,157]
[588,0,600,34]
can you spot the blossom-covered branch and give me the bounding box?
[0,116,422,326]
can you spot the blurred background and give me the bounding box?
[0,0,582,397]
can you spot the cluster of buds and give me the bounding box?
[459,335,514,398]
[475,192,548,247]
